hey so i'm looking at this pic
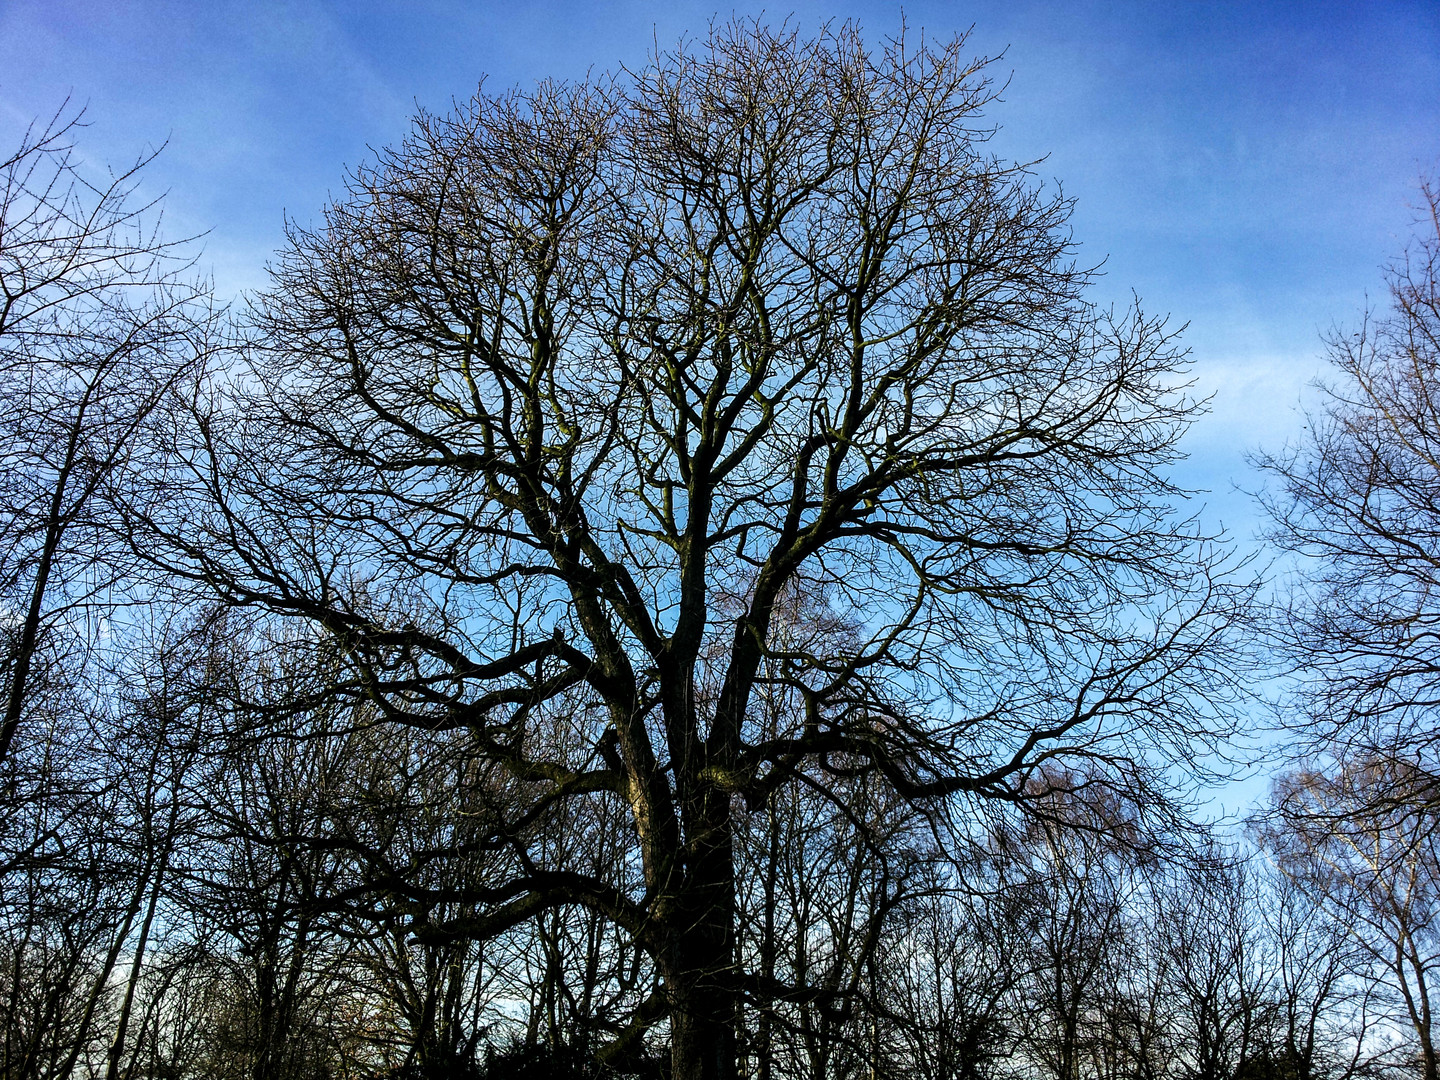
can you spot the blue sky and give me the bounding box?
[1,0,1436,534]
[2,1,1436,812]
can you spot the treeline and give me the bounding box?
[2,22,1438,1080]
[4,645,1436,1080]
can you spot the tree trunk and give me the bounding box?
[0,401,86,772]
[670,966,740,1080]
[667,782,740,1080]
[106,794,180,1080]
[672,1004,739,1080]
[756,797,780,1080]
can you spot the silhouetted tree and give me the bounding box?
[0,101,214,772]
[132,21,1248,1080]
[1267,762,1440,1080]
[1256,181,1440,779]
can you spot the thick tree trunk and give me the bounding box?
[671,988,740,1080]
[667,782,741,1080]
[757,797,780,1080]
[668,920,740,1080]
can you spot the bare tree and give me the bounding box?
[331,724,505,1078]
[876,867,1019,1080]
[1266,762,1440,1080]
[0,101,214,772]
[1255,181,1440,774]
[1258,850,1371,1080]
[1158,857,1275,1080]
[1000,783,1156,1080]
[136,22,1249,1080]
[183,640,363,1080]
[1252,174,1440,1080]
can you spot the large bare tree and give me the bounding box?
[139,23,1247,1080]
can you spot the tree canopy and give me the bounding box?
[126,23,1250,1079]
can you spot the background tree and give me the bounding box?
[1258,845,1369,1080]
[0,101,214,773]
[1156,857,1273,1080]
[0,101,214,1077]
[1000,783,1155,1080]
[1265,762,1440,1080]
[876,872,1018,1080]
[1254,179,1440,1080]
[1255,181,1440,776]
[135,21,1249,1080]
